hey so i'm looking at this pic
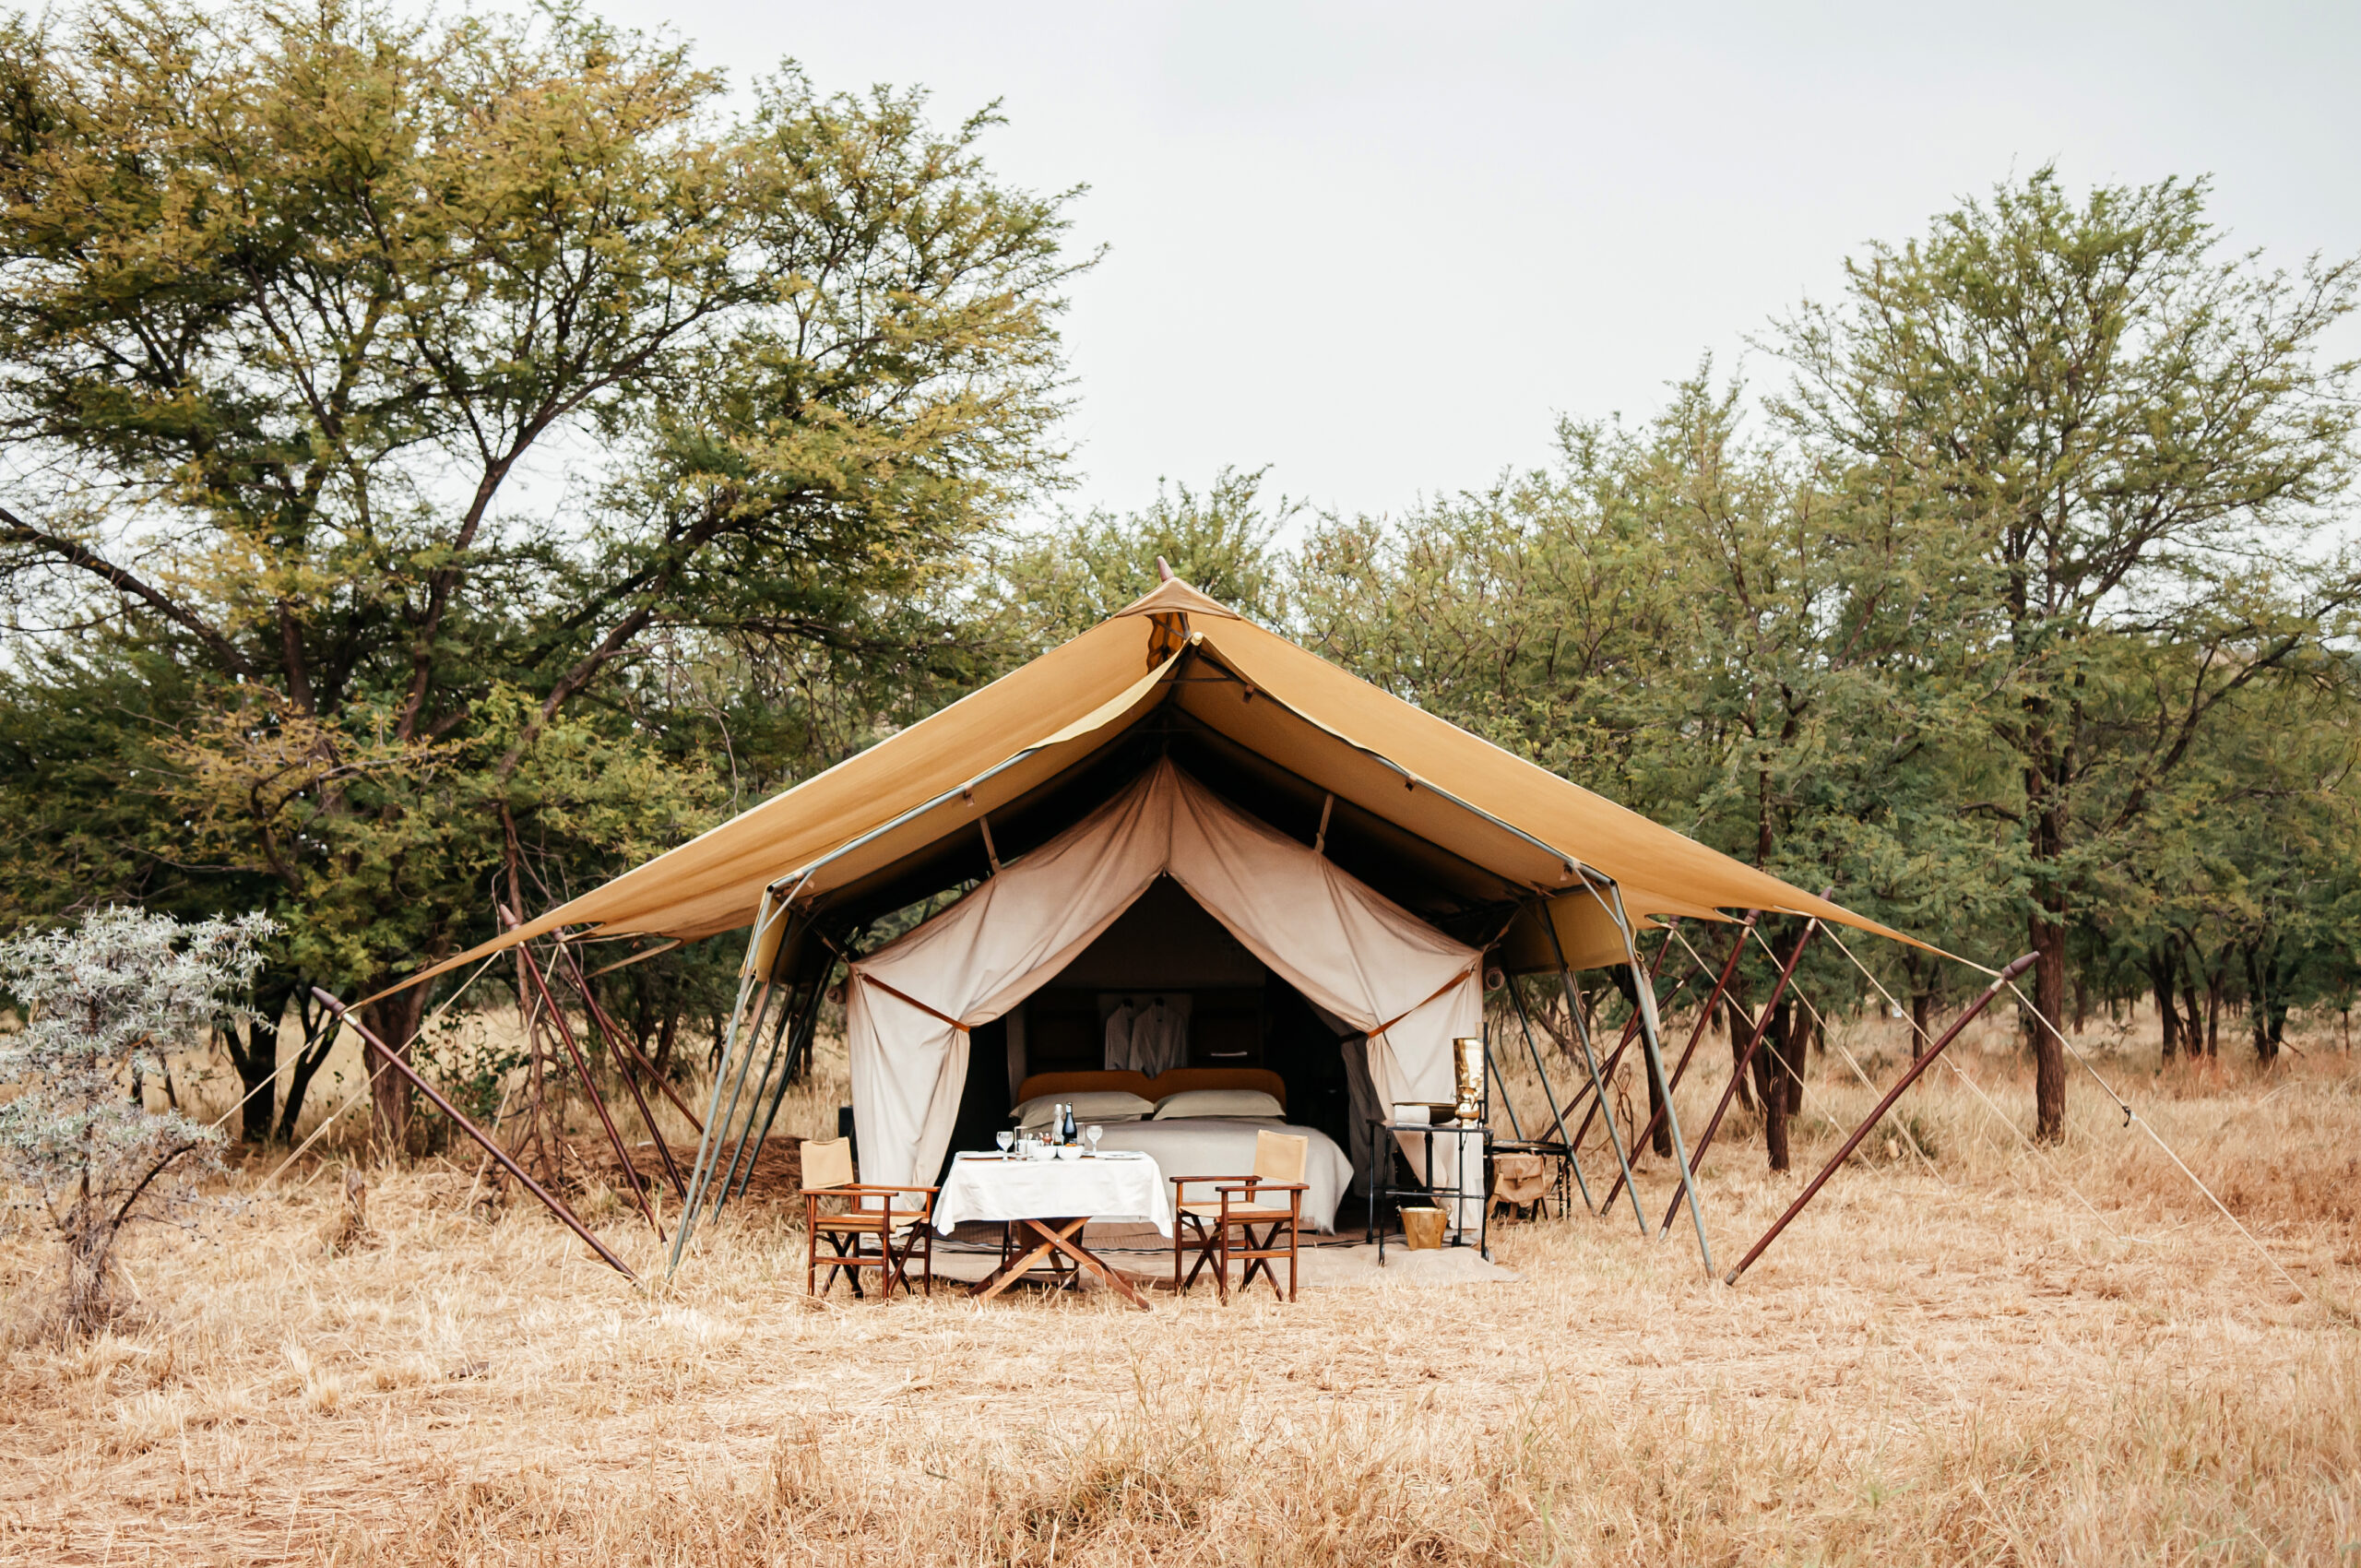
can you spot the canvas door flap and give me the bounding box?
[845,759,1489,1187]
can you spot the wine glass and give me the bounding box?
[995,1129,1014,1158]
[1086,1123,1103,1157]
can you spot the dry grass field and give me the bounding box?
[2,1007,2356,1566]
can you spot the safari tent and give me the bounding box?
[397,575,1917,1276]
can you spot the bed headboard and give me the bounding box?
[1015,1066,1287,1111]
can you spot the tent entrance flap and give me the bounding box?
[842,760,1485,1193]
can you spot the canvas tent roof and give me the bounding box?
[394,577,1911,995]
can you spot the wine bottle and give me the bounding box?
[1061,1101,1077,1146]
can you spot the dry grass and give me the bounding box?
[2,1009,2357,1565]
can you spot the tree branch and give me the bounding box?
[1,504,255,679]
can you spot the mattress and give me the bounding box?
[1085,1117,1354,1232]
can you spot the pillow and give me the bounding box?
[1152,1088,1285,1121]
[1009,1090,1156,1132]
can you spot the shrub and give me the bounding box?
[0,907,272,1333]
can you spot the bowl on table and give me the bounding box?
[1053,1144,1082,1160]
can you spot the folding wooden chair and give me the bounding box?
[1169,1130,1309,1303]
[800,1137,936,1299]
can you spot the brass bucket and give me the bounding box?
[1399,1206,1447,1250]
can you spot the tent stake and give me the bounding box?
[1724,953,2035,1285]
[1537,903,1650,1234]
[1661,911,1819,1236]
[1586,879,1714,1276]
[307,989,636,1282]
[1605,912,1757,1213]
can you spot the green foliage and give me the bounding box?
[991,467,1299,649]
[0,0,1082,1142]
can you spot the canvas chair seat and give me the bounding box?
[1177,1200,1296,1222]
[1170,1130,1309,1303]
[813,1208,929,1235]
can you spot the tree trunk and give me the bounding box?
[2147,946,2180,1060]
[274,992,342,1141]
[1724,996,1758,1114]
[219,983,291,1145]
[362,984,429,1158]
[2203,950,2227,1057]
[652,1003,680,1079]
[1643,1037,1673,1158]
[1756,997,1792,1172]
[63,1198,117,1337]
[1783,1012,1809,1119]
[2029,908,2068,1143]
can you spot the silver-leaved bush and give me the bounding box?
[0,907,274,1332]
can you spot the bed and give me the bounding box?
[1014,1069,1356,1232]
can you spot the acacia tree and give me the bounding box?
[0,908,271,1333]
[0,0,1078,1148]
[1770,169,2357,1138]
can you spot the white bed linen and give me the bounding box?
[1087,1118,1353,1232]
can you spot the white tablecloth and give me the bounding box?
[932,1152,1173,1236]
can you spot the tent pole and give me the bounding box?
[1503,978,1592,1213]
[667,890,790,1277]
[518,941,663,1237]
[1725,953,2035,1284]
[728,975,828,1205]
[1555,940,1691,1154]
[1483,1033,1525,1140]
[722,958,830,1207]
[555,942,693,1201]
[1587,879,1713,1277]
[1659,911,1819,1237]
[710,956,809,1219]
[309,989,637,1282]
[1604,911,1758,1214]
[1537,902,1650,1234]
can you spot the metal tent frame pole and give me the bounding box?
[1582,877,1713,1277]
[1603,911,1758,1214]
[1662,910,1820,1237]
[722,962,833,1208]
[1536,901,1649,1234]
[666,889,797,1277]
[1503,968,1596,1213]
[1725,953,2035,1284]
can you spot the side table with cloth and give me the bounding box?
[934,1152,1172,1310]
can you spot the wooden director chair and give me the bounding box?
[800,1137,936,1299]
[1169,1130,1310,1303]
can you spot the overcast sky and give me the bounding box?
[599,0,2361,525]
